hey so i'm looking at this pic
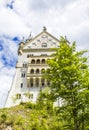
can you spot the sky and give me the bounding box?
[0,0,89,108]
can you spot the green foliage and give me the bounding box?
[44,36,89,130]
[36,88,53,114]
[25,102,36,109]
[0,102,65,130]
[0,113,7,123]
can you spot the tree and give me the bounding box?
[45,37,89,130]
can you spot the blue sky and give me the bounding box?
[0,0,89,107]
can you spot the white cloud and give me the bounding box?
[0,67,15,108]
[0,1,30,37]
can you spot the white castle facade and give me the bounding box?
[5,27,59,107]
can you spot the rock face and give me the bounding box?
[0,125,12,130]
[5,126,12,130]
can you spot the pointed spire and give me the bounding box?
[28,32,33,40]
[43,26,47,32]
[21,36,25,43]
[65,36,71,44]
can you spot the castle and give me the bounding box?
[5,27,59,107]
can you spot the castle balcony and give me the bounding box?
[28,58,49,66]
[27,73,43,77]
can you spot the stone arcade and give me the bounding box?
[5,27,59,107]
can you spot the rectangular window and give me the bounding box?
[41,35,48,38]
[23,63,27,68]
[30,94,33,99]
[31,83,33,87]
[41,54,47,56]
[27,54,33,58]
[53,42,56,45]
[27,54,29,58]
[16,93,21,99]
[21,83,23,88]
[42,43,47,47]
[37,39,41,42]
[21,73,25,77]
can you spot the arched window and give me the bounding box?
[36,59,40,64]
[41,78,45,87]
[31,59,35,64]
[30,69,34,74]
[35,78,39,87]
[30,78,33,87]
[41,59,45,64]
[41,68,45,74]
[36,69,39,74]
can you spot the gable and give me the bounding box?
[23,31,59,50]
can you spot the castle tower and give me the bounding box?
[5,27,59,107]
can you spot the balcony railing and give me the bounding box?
[28,63,48,66]
[27,73,43,77]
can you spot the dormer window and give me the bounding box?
[42,43,47,47]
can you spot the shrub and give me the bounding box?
[25,102,36,109]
